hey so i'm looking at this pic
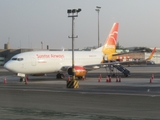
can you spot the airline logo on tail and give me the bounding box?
[102,23,119,60]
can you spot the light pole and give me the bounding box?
[95,6,101,47]
[67,8,81,81]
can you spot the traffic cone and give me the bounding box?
[106,76,109,82]
[119,76,121,82]
[98,74,102,82]
[98,78,100,82]
[150,77,152,83]
[25,76,28,84]
[4,77,7,84]
[99,74,102,79]
[116,76,119,82]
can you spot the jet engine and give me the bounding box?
[67,66,87,77]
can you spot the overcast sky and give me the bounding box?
[0,0,160,49]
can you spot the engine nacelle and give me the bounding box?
[67,66,86,77]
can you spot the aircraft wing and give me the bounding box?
[83,63,112,71]
[84,47,156,70]
[60,47,156,72]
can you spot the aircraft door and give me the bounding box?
[31,56,37,66]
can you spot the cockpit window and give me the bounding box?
[17,58,23,61]
[11,58,24,61]
[12,58,17,60]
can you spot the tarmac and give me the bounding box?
[0,65,160,120]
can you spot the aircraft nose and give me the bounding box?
[4,62,10,70]
[4,61,14,72]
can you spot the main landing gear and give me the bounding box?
[20,77,25,82]
[56,73,65,79]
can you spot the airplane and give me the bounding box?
[4,22,156,82]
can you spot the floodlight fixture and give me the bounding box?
[67,9,71,14]
[72,9,76,13]
[77,8,81,13]
[95,6,101,12]
[67,8,81,17]
[96,6,101,9]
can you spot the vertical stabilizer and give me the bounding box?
[102,23,119,56]
[94,22,119,61]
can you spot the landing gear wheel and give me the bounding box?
[20,77,25,82]
[124,74,128,77]
[56,73,61,79]
[56,73,65,79]
[77,76,82,80]
[60,74,64,79]
[112,74,116,77]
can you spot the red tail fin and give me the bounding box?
[102,23,119,59]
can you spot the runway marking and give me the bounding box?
[0,86,160,97]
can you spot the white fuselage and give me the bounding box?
[4,51,103,74]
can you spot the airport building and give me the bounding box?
[0,57,4,65]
